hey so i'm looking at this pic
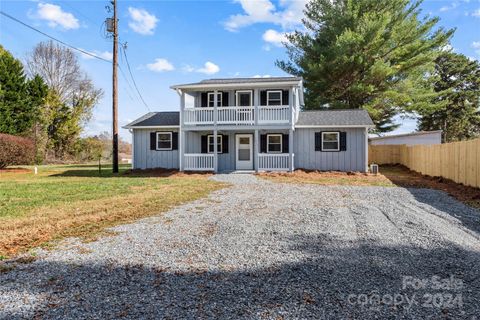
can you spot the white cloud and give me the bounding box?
[128,7,158,35]
[80,49,113,61]
[183,62,220,75]
[197,62,220,75]
[472,41,480,56]
[472,8,480,17]
[262,29,290,47]
[224,0,307,32]
[253,74,271,78]
[147,58,175,72]
[440,2,459,12]
[36,3,79,29]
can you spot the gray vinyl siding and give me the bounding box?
[185,131,236,171]
[294,128,367,172]
[133,129,179,169]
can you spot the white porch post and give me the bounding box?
[179,90,185,171]
[254,88,259,126]
[213,90,218,173]
[289,128,294,172]
[254,129,259,172]
[365,127,369,173]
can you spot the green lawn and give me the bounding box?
[0,164,223,257]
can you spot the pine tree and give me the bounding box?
[417,52,480,142]
[277,0,454,132]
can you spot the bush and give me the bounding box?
[0,133,35,168]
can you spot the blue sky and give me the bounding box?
[1,0,480,141]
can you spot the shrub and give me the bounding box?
[0,133,35,168]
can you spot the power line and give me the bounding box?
[0,11,111,63]
[121,45,151,112]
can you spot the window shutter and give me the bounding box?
[222,92,229,107]
[260,91,267,106]
[282,90,289,106]
[201,92,208,107]
[150,132,157,150]
[314,132,322,151]
[260,134,267,153]
[201,135,208,153]
[222,135,229,153]
[282,134,289,153]
[172,132,178,150]
[340,132,347,151]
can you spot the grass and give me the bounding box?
[0,164,224,258]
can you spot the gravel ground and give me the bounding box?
[1,174,480,319]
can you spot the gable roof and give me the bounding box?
[123,112,179,128]
[171,76,303,90]
[296,109,374,127]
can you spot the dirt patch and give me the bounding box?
[258,169,394,187]
[380,165,480,209]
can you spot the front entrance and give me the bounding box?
[236,134,253,170]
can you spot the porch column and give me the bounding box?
[213,90,218,173]
[254,129,259,172]
[179,91,185,171]
[213,129,218,173]
[254,88,259,126]
[365,127,369,173]
[289,128,294,172]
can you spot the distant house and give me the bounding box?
[369,130,442,146]
[123,77,374,173]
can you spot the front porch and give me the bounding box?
[180,130,294,173]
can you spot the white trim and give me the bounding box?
[236,134,253,170]
[156,132,173,150]
[295,125,374,128]
[207,92,222,107]
[207,134,223,154]
[266,134,282,153]
[321,131,340,151]
[123,125,179,129]
[235,90,253,107]
[171,81,301,90]
[267,90,282,106]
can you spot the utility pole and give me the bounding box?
[111,0,119,173]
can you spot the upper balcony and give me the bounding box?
[171,77,304,128]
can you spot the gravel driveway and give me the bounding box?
[1,174,480,319]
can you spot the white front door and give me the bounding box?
[236,134,253,170]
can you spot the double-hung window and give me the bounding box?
[207,92,222,107]
[156,132,172,150]
[207,135,222,153]
[267,134,282,153]
[322,132,339,151]
[267,91,282,106]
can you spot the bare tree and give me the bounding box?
[26,41,104,158]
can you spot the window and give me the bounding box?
[207,92,222,107]
[322,132,339,151]
[267,91,282,106]
[236,90,252,106]
[156,132,172,150]
[207,135,222,153]
[267,134,282,153]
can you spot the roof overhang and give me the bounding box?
[122,125,180,130]
[170,80,302,91]
[295,124,375,128]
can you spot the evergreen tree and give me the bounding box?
[277,0,454,132]
[417,52,480,142]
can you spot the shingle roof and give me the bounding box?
[123,112,179,128]
[171,77,302,88]
[296,109,374,126]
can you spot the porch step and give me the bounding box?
[220,170,256,174]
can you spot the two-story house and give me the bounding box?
[124,77,374,173]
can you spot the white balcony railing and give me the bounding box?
[182,105,290,126]
[258,154,291,171]
[184,154,214,171]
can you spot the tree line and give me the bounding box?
[278,0,480,142]
[0,41,129,163]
